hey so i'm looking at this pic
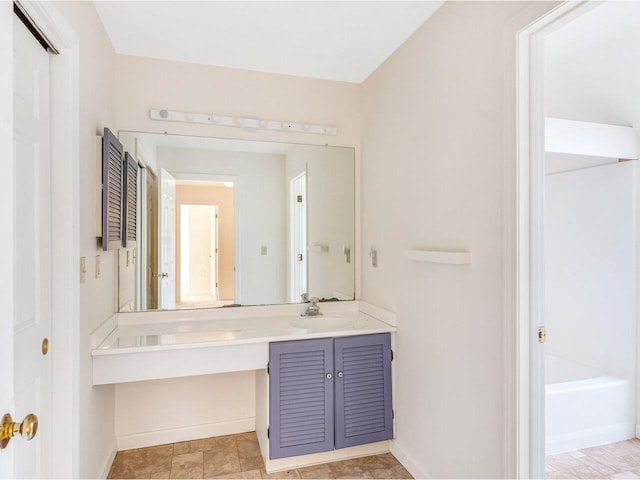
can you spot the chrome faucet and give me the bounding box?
[301,297,322,317]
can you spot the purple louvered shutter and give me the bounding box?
[334,333,393,449]
[102,127,123,250]
[122,152,138,248]
[269,338,334,459]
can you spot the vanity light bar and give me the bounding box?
[149,109,338,136]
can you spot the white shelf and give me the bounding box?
[406,249,471,265]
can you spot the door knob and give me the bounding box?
[161,273,168,278]
[1,413,38,449]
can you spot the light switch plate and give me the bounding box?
[80,256,86,283]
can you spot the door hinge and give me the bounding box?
[267,427,270,439]
[392,409,395,419]
[297,254,303,261]
[297,195,303,203]
[391,349,394,362]
[538,326,546,343]
[215,282,218,288]
[267,362,269,374]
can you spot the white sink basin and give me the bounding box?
[290,316,356,332]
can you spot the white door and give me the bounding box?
[159,168,176,309]
[210,206,219,299]
[290,173,307,302]
[1,15,52,478]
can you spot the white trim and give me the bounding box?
[264,441,389,474]
[545,117,639,159]
[100,447,118,480]
[547,423,635,456]
[389,440,431,479]
[512,2,602,478]
[116,417,255,451]
[15,2,81,478]
[90,313,118,349]
[358,301,397,327]
[405,249,470,265]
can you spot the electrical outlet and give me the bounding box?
[80,256,86,283]
[95,255,101,279]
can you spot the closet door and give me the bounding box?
[334,333,393,449]
[269,338,334,459]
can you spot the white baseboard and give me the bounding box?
[635,424,640,438]
[546,423,636,455]
[99,443,118,479]
[389,440,431,479]
[265,441,389,474]
[116,417,255,451]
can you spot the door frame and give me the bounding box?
[1,2,80,477]
[511,1,601,477]
[172,172,240,302]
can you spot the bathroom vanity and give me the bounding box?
[91,301,396,472]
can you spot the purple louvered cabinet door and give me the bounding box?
[334,333,393,449]
[269,338,334,459]
[102,127,123,251]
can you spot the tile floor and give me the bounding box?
[108,432,413,479]
[546,438,640,479]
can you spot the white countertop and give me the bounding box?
[91,302,396,385]
[94,311,394,355]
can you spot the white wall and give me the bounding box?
[545,162,636,381]
[51,2,118,478]
[115,372,255,450]
[360,2,556,477]
[157,146,287,305]
[113,55,360,451]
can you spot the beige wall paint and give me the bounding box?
[175,185,235,301]
[360,1,555,477]
[51,1,118,478]
[114,54,360,450]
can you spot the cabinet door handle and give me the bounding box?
[326,373,332,380]
[337,371,344,378]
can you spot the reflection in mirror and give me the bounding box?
[117,132,355,312]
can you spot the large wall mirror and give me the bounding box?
[117,131,355,312]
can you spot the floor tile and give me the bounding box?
[170,452,203,479]
[577,455,621,476]
[609,471,640,479]
[606,442,640,457]
[298,465,334,479]
[150,471,171,479]
[370,464,412,479]
[110,445,174,479]
[109,433,414,480]
[203,443,241,478]
[207,469,262,479]
[327,460,373,479]
[546,469,580,479]
[621,454,640,469]
[591,453,638,472]
[546,452,585,471]
[260,468,301,479]
[563,463,604,479]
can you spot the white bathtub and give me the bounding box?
[545,355,635,455]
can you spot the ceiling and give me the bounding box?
[94,1,443,83]
[545,1,640,131]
